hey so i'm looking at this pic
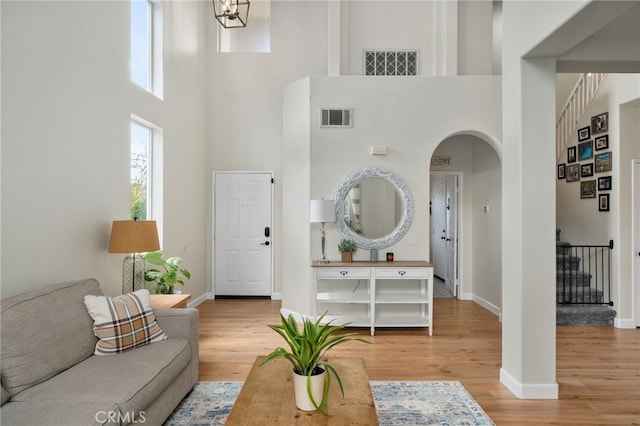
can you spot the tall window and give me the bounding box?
[130,120,151,220]
[130,0,152,91]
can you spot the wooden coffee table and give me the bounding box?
[226,356,378,425]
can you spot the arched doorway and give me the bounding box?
[430,133,502,314]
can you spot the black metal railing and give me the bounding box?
[557,240,613,306]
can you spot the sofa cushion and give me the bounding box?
[0,399,122,426]
[11,337,192,418]
[84,289,167,355]
[1,279,102,396]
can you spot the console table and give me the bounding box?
[311,261,434,336]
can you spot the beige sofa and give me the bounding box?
[0,279,199,425]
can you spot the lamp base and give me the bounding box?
[317,257,330,264]
[122,254,146,294]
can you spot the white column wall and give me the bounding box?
[500,0,590,399]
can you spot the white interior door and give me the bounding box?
[431,180,447,278]
[445,175,458,296]
[214,172,273,296]
[634,160,640,327]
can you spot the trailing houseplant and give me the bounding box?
[143,251,191,295]
[261,313,370,414]
[337,238,358,262]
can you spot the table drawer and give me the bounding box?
[317,268,371,279]
[374,268,430,279]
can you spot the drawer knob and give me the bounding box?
[340,271,348,276]
[398,271,406,276]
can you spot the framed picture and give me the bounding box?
[580,163,593,177]
[566,164,580,182]
[599,193,610,211]
[557,164,566,179]
[594,151,612,173]
[594,134,608,151]
[591,112,608,135]
[577,126,591,141]
[578,140,593,160]
[568,146,577,163]
[598,176,612,191]
[580,180,597,199]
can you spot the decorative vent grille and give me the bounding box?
[320,108,352,127]
[364,50,418,76]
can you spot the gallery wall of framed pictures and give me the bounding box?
[557,111,611,212]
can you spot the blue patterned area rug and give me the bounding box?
[164,381,494,425]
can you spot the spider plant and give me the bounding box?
[261,313,370,415]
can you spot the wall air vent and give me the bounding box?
[364,50,418,76]
[320,108,352,128]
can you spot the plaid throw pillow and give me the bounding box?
[84,289,167,355]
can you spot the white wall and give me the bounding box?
[1,1,209,298]
[345,1,436,75]
[281,75,502,316]
[206,1,328,297]
[458,0,494,75]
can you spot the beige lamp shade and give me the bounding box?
[108,220,160,254]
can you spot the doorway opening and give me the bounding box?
[430,134,502,311]
[430,172,460,298]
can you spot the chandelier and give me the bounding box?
[213,0,250,29]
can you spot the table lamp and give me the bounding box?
[310,199,335,263]
[108,219,160,294]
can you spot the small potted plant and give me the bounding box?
[337,238,358,263]
[261,313,369,415]
[143,251,191,294]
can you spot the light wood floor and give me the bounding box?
[196,298,640,425]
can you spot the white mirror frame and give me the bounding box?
[334,167,414,250]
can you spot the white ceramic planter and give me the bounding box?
[292,369,326,411]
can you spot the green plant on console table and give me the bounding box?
[143,251,191,295]
[260,313,370,415]
[337,238,358,253]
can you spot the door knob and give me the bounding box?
[260,241,270,246]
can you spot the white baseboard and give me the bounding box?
[472,294,501,317]
[458,291,473,300]
[500,368,558,399]
[279,307,310,322]
[271,292,282,300]
[614,317,637,328]
[186,292,210,308]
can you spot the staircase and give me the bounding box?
[556,73,607,161]
[556,229,616,326]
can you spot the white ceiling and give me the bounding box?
[527,1,640,73]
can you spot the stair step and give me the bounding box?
[556,255,580,268]
[556,271,591,286]
[556,305,616,326]
[557,287,604,304]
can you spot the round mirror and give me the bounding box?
[334,168,414,250]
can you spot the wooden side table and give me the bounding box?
[150,294,191,309]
